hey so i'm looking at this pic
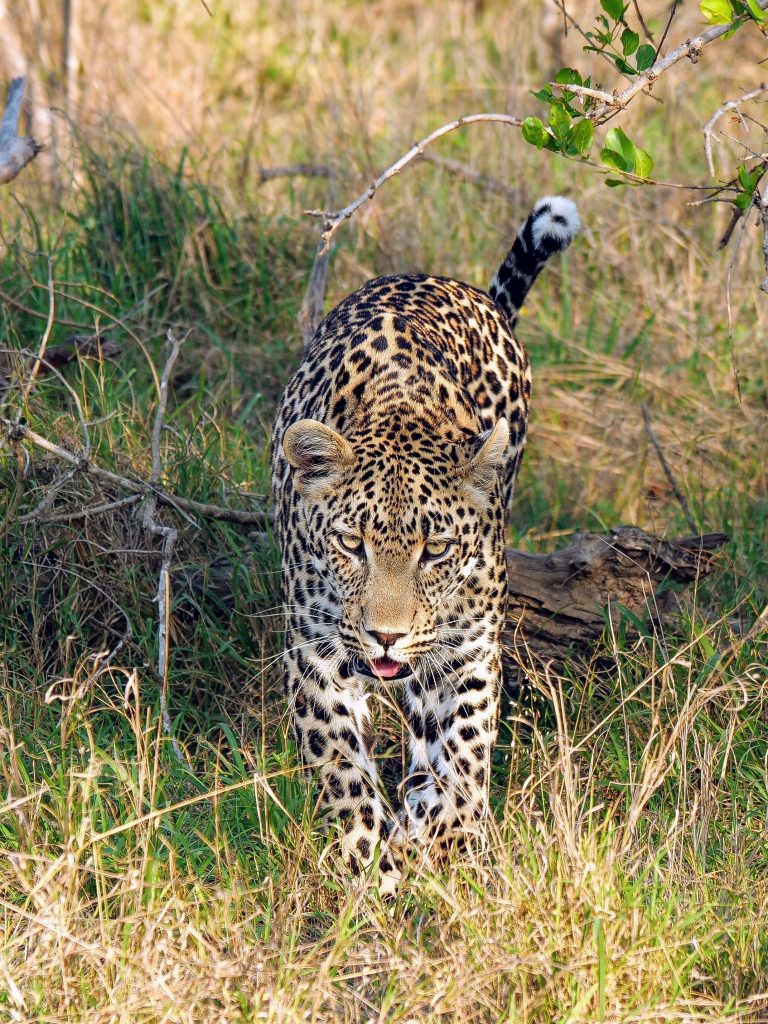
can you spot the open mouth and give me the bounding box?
[352,656,413,681]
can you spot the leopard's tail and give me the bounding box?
[489,195,580,328]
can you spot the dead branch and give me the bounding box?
[1,417,273,528]
[139,329,188,767]
[0,77,42,185]
[703,84,768,177]
[420,153,519,199]
[257,163,334,184]
[305,113,524,256]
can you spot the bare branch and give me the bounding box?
[139,330,189,769]
[18,493,141,525]
[550,82,620,106]
[0,77,42,184]
[630,0,655,44]
[591,2,768,124]
[257,163,334,183]
[703,84,768,177]
[421,153,519,199]
[1,417,273,527]
[305,113,524,256]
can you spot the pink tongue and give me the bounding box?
[369,657,402,679]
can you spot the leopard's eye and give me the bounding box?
[338,533,364,555]
[422,539,452,561]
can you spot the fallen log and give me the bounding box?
[503,526,728,677]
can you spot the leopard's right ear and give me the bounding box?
[283,419,356,499]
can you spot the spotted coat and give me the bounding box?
[271,196,579,890]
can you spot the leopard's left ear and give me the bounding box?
[283,418,356,499]
[463,418,509,497]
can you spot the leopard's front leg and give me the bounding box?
[285,639,401,890]
[400,656,501,859]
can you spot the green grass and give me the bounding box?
[2,1,768,1017]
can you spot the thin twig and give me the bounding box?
[305,113,524,256]
[17,492,141,525]
[630,0,655,44]
[641,403,697,534]
[656,0,680,57]
[139,329,188,769]
[256,163,334,184]
[591,1,768,124]
[420,153,518,199]
[703,84,768,177]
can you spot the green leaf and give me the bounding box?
[531,87,555,103]
[549,102,572,140]
[521,116,550,149]
[604,126,637,169]
[737,164,752,191]
[555,67,583,86]
[611,55,638,75]
[635,43,656,71]
[621,28,640,54]
[700,0,734,23]
[744,0,767,22]
[569,118,594,155]
[605,178,627,187]
[600,148,629,172]
[734,192,753,210]
[634,147,654,178]
[600,0,626,20]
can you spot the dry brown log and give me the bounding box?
[503,526,728,678]
[178,526,728,676]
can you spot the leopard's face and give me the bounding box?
[283,416,509,681]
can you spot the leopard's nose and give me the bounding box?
[369,629,407,648]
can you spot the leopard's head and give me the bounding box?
[282,415,508,681]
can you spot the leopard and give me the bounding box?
[271,195,579,891]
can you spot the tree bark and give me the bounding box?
[503,526,728,678]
